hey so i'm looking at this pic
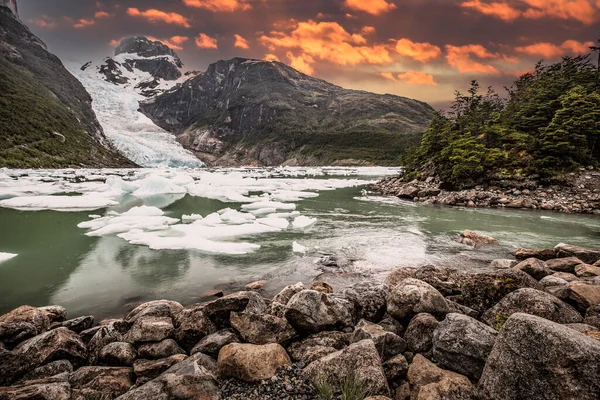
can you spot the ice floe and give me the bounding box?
[0,195,118,212]
[292,241,307,254]
[292,216,317,229]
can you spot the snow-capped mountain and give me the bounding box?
[72,37,203,167]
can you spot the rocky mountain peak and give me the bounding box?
[115,36,181,65]
[0,0,18,17]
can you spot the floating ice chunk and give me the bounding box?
[267,211,301,219]
[257,217,290,229]
[182,214,203,222]
[121,205,164,217]
[271,190,319,202]
[0,195,118,212]
[0,252,17,263]
[292,216,317,229]
[199,213,223,226]
[132,175,187,197]
[78,206,178,236]
[88,214,102,219]
[105,176,139,194]
[241,201,296,211]
[292,241,307,254]
[170,174,195,186]
[219,209,256,225]
[248,208,278,216]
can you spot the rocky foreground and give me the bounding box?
[1,240,600,399]
[372,168,600,214]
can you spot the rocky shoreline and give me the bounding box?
[371,168,600,215]
[1,239,600,399]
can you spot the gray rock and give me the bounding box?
[387,278,449,322]
[351,319,406,361]
[19,360,73,383]
[79,326,102,345]
[555,243,600,264]
[59,316,94,333]
[552,282,600,313]
[284,290,354,334]
[303,339,389,396]
[273,282,307,305]
[137,339,185,360]
[382,353,408,382]
[69,366,134,399]
[378,317,404,336]
[458,230,499,247]
[539,275,568,287]
[385,266,463,296]
[120,353,218,400]
[38,306,67,323]
[0,377,70,400]
[480,313,600,400]
[124,317,174,344]
[99,342,137,366]
[87,321,125,364]
[446,300,478,318]
[341,281,388,322]
[489,259,517,269]
[398,186,419,198]
[230,311,296,344]
[575,263,600,278]
[404,313,439,355]
[287,331,350,364]
[482,288,583,329]
[202,291,267,329]
[124,300,183,324]
[0,305,50,347]
[432,313,497,380]
[407,354,475,400]
[546,256,584,272]
[514,248,556,261]
[191,329,239,358]
[513,258,553,280]
[173,305,215,351]
[217,343,291,382]
[132,354,187,385]
[565,323,600,341]
[585,304,600,329]
[13,327,87,369]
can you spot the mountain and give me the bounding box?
[73,37,203,167]
[0,1,135,168]
[140,58,435,166]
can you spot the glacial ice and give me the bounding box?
[0,195,118,212]
[292,241,307,254]
[0,252,17,263]
[77,206,179,236]
[292,216,317,229]
[132,175,187,197]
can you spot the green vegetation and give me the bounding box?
[0,59,131,168]
[313,371,372,400]
[405,55,600,187]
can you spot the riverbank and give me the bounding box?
[1,239,600,399]
[372,168,600,215]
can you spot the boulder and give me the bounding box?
[546,257,583,273]
[565,323,600,341]
[137,339,185,360]
[202,291,267,328]
[124,316,174,344]
[217,343,291,382]
[87,321,126,364]
[341,281,388,321]
[382,353,408,382]
[387,278,449,322]
[191,329,239,358]
[513,258,553,280]
[0,305,50,347]
[284,290,354,334]
[575,263,600,278]
[99,342,137,366]
[539,275,568,287]
[119,353,218,400]
[351,319,406,361]
[124,300,183,324]
[514,248,556,261]
[458,230,499,247]
[553,282,600,313]
[432,313,497,380]
[0,377,70,400]
[311,281,333,294]
[13,327,87,369]
[386,266,463,296]
[79,326,102,345]
[479,313,600,400]
[38,306,67,323]
[303,339,389,396]
[489,259,517,269]
[404,313,439,355]
[19,360,73,382]
[59,316,94,333]
[245,280,266,290]
[407,354,475,400]
[446,300,478,318]
[287,331,350,364]
[173,306,215,351]
[272,282,306,305]
[482,288,583,328]
[585,304,600,329]
[398,185,419,199]
[69,366,134,399]
[378,317,404,336]
[230,311,296,344]
[132,354,187,385]
[555,243,600,264]
[458,269,543,312]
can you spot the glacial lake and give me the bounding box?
[0,167,599,321]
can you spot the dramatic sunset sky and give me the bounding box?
[19,0,600,108]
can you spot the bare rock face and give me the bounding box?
[191,329,239,358]
[387,279,449,322]
[217,343,291,382]
[479,313,600,400]
[432,313,497,380]
[0,305,50,347]
[69,366,135,399]
[230,311,295,345]
[0,0,18,17]
[284,290,354,334]
[555,243,600,265]
[303,339,389,396]
[481,288,583,328]
[0,377,71,400]
[407,354,475,400]
[287,331,350,364]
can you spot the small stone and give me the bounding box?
[311,281,333,294]
[245,280,267,290]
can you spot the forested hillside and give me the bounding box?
[405,55,600,188]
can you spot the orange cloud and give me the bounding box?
[445,44,500,74]
[461,0,521,21]
[27,15,57,29]
[234,34,250,49]
[109,39,120,46]
[379,72,397,81]
[183,0,251,12]
[264,53,280,62]
[148,35,190,51]
[515,39,594,58]
[286,52,315,75]
[344,0,397,15]
[94,11,111,18]
[397,71,438,86]
[395,38,442,62]
[127,8,191,28]
[74,18,95,28]
[259,20,393,72]
[195,33,218,49]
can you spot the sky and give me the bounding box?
[18,0,600,109]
